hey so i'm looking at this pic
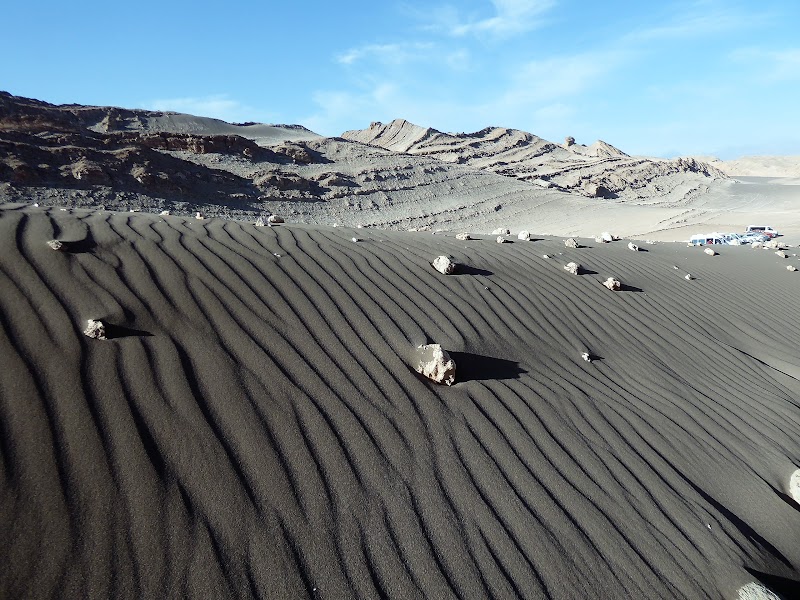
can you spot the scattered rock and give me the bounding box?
[775,251,788,258]
[83,319,107,340]
[195,212,204,220]
[764,239,782,249]
[432,255,457,275]
[581,352,591,362]
[47,239,64,251]
[704,247,717,256]
[564,262,581,275]
[751,242,763,249]
[496,236,507,244]
[517,230,531,241]
[255,216,266,227]
[415,344,456,386]
[564,238,580,249]
[267,215,284,224]
[492,227,510,235]
[159,210,170,216]
[737,582,781,600]
[603,277,621,291]
[351,237,362,243]
[455,232,472,241]
[600,232,614,243]
[627,242,639,252]
[685,273,695,280]
[543,254,552,259]
[787,265,798,272]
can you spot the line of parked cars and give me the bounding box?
[688,226,779,246]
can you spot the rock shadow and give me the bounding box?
[448,352,525,382]
[619,283,644,292]
[103,323,153,339]
[61,234,97,254]
[454,265,493,276]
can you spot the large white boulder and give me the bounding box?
[415,344,456,386]
[517,230,531,241]
[432,255,457,275]
[603,277,621,290]
[564,238,580,249]
[83,319,107,340]
[564,262,581,275]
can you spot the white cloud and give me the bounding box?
[336,42,434,65]
[624,2,771,42]
[426,0,556,37]
[145,95,274,124]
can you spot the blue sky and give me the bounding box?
[2,0,798,158]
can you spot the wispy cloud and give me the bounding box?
[730,47,800,82]
[336,42,434,65]
[145,94,274,124]
[425,0,556,37]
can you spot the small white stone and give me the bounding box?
[159,210,170,216]
[491,227,510,235]
[542,254,552,259]
[455,232,471,241]
[83,319,107,340]
[685,273,695,280]
[351,237,362,243]
[564,262,581,275]
[603,277,621,291]
[581,352,592,362]
[704,247,717,256]
[496,235,506,244]
[47,240,64,251]
[600,232,614,242]
[737,582,781,600]
[775,251,788,258]
[517,230,531,241]
[255,216,266,226]
[564,238,579,249]
[787,265,798,272]
[432,255,457,275]
[195,212,204,220]
[627,242,639,252]
[790,469,800,503]
[267,215,284,224]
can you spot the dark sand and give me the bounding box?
[1,205,799,599]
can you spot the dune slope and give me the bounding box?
[1,206,799,599]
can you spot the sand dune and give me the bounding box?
[1,205,798,599]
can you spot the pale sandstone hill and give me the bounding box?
[343,119,727,200]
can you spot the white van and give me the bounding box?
[689,233,726,246]
[746,225,778,238]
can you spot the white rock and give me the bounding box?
[542,254,552,259]
[415,344,456,386]
[432,255,457,275]
[751,242,763,249]
[581,352,592,362]
[790,469,800,503]
[267,214,284,224]
[195,212,204,220]
[83,319,107,340]
[737,582,781,600]
[255,216,266,226]
[351,237,362,243]
[333,223,338,227]
[564,262,581,275]
[600,232,614,242]
[627,242,639,252]
[159,210,171,216]
[564,238,580,249]
[685,273,695,280]
[33,202,39,207]
[764,239,781,249]
[787,265,798,272]
[517,230,531,241]
[603,277,621,291]
[704,247,717,256]
[775,251,788,258]
[455,232,471,241]
[491,227,510,235]
[47,240,64,251]
[496,235,507,244]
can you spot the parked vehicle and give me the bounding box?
[745,225,779,238]
[689,233,726,246]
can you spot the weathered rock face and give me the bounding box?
[582,181,613,198]
[83,319,107,340]
[415,344,456,386]
[273,143,314,164]
[432,255,457,275]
